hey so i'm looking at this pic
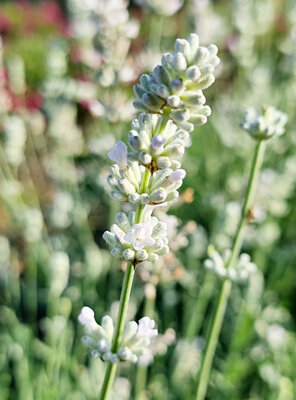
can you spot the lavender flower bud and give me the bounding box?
[136,249,149,261]
[129,193,141,204]
[98,339,111,353]
[172,54,187,73]
[140,194,150,205]
[111,247,122,257]
[151,134,166,150]
[122,248,136,261]
[168,169,186,183]
[133,34,220,131]
[118,178,136,196]
[118,346,133,361]
[156,156,172,169]
[115,212,131,231]
[139,151,152,165]
[175,39,191,59]
[103,231,116,246]
[186,65,201,81]
[110,190,125,201]
[171,109,190,123]
[150,188,168,203]
[142,93,165,111]
[170,78,184,94]
[167,95,181,107]
[129,135,141,151]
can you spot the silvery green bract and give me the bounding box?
[78,307,157,365]
[240,106,288,141]
[133,33,220,132]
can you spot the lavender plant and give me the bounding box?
[195,105,288,400]
[68,0,139,84]
[78,33,220,399]
[1,2,295,399]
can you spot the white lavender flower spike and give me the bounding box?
[104,35,218,270]
[107,148,186,204]
[103,211,169,265]
[78,308,157,365]
[240,106,288,141]
[68,0,139,85]
[133,34,220,132]
[204,246,257,283]
[89,34,219,395]
[128,113,188,171]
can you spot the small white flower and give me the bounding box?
[137,317,158,338]
[108,141,128,170]
[124,223,155,251]
[78,307,98,330]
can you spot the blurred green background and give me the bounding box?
[0,0,295,399]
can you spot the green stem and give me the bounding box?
[226,141,266,268]
[195,279,232,400]
[185,274,215,339]
[135,366,148,400]
[195,140,266,400]
[99,168,151,400]
[99,356,119,400]
[111,263,135,354]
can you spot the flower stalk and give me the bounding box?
[195,140,266,400]
[78,33,220,399]
[100,170,151,399]
[99,262,135,400]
